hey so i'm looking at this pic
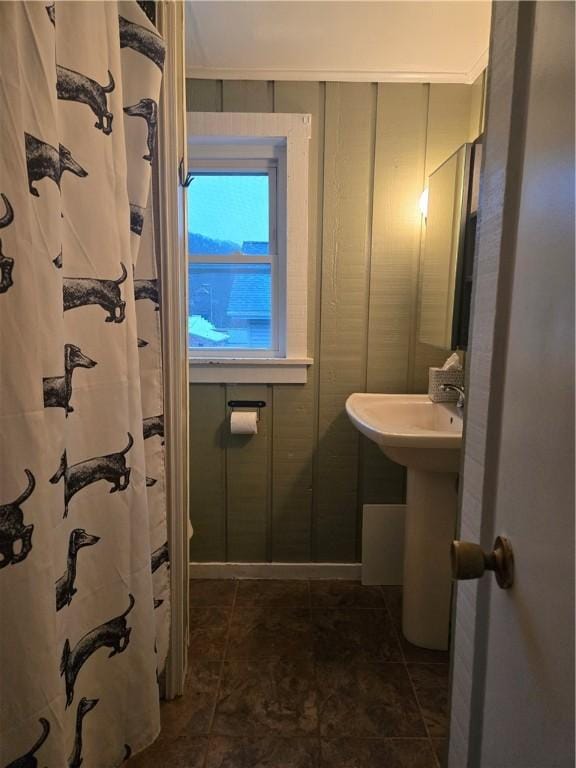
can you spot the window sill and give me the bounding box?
[189,357,313,384]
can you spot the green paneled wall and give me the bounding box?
[187,76,485,563]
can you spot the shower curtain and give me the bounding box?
[0,3,169,765]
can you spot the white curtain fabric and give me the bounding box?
[0,3,169,766]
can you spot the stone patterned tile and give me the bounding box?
[317,662,426,739]
[408,665,449,737]
[227,605,313,659]
[310,581,386,609]
[382,587,449,664]
[312,608,402,662]
[321,738,438,768]
[205,735,319,768]
[401,638,450,665]
[236,580,310,607]
[189,579,237,606]
[152,661,221,740]
[213,659,318,737]
[127,734,208,768]
[189,605,231,661]
[381,586,404,624]
[190,604,231,630]
[432,738,447,767]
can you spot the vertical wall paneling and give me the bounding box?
[189,385,227,561]
[187,76,485,564]
[270,82,325,561]
[222,80,274,112]
[315,83,377,562]
[411,84,475,392]
[186,78,222,112]
[468,71,486,141]
[361,83,429,508]
[219,83,273,561]
[424,84,473,178]
[225,384,271,561]
[188,81,225,562]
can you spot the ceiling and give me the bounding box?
[185,1,491,84]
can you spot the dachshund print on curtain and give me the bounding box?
[0,470,35,569]
[43,344,98,414]
[50,434,133,517]
[4,718,50,768]
[63,263,128,322]
[0,193,14,293]
[56,65,115,135]
[61,594,135,707]
[68,698,99,768]
[0,4,167,765]
[124,98,158,163]
[25,134,88,197]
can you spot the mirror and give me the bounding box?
[418,139,481,350]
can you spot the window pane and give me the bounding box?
[188,174,270,255]
[189,263,272,350]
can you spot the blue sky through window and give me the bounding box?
[188,174,269,251]
[188,173,272,349]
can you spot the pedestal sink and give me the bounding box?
[345,394,463,650]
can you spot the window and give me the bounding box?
[186,112,312,384]
[188,163,277,354]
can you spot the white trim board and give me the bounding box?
[189,562,362,580]
[362,504,405,586]
[189,358,312,384]
[156,1,189,701]
[185,52,489,86]
[187,112,311,383]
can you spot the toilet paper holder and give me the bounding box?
[228,400,266,422]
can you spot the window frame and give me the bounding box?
[186,112,312,384]
[188,157,280,357]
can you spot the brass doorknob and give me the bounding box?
[451,536,514,589]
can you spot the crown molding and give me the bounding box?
[185,64,488,85]
[467,48,489,84]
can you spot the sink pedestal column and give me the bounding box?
[402,468,458,650]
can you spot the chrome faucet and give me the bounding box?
[440,384,466,409]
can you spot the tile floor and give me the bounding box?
[128,581,449,768]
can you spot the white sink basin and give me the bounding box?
[345,393,462,472]
[346,392,464,650]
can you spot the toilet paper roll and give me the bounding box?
[230,410,258,435]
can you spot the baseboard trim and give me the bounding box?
[188,562,362,580]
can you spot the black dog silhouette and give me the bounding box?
[50,433,133,517]
[124,98,157,163]
[57,65,115,135]
[0,239,14,295]
[68,697,98,768]
[61,593,135,707]
[56,528,100,611]
[0,470,35,570]
[43,344,97,415]
[63,262,127,323]
[0,194,15,294]
[129,203,144,236]
[5,717,50,768]
[151,541,169,573]
[0,193,13,228]
[143,414,164,443]
[134,278,159,310]
[119,16,165,71]
[25,133,88,197]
